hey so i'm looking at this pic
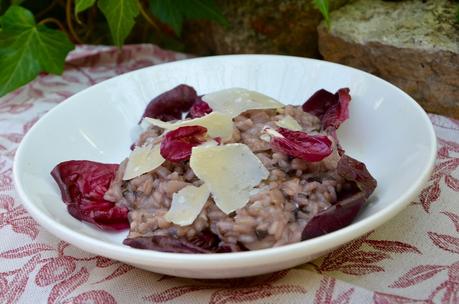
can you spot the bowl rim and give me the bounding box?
[13,54,437,269]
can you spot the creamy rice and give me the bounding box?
[104,106,344,250]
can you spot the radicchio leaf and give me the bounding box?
[188,99,213,118]
[302,155,377,240]
[123,236,211,253]
[270,127,332,162]
[51,161,129,231]
[301,188,366,240]
[302,89,336,118]
[123,230,218,253]
[188,229,220,250]
[123,230,243,253]
[160,125,207,162]
[140,84,198,122]
[302,88,351,130]
[337,155,377,198]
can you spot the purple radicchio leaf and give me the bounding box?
[270,127,333,162]
[50,160,129,231]
[140,84,198,122]
[123,236,212,253]
[302,88,351,130]
[160,125,207,162]
[123,230,244,253]
[337,154,377,198]
[302,155,377,240]
[188,99,213,118]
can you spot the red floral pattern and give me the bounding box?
[314,277,355,304]
[0,45,457,303]
[310,232,420,275]
[143,271,307,303]
[417,138,459,212]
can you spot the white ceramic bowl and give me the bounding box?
[14,55,436,279]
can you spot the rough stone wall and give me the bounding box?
[181,0,458,117]
[182,0,349,57]
[318,0,458,117]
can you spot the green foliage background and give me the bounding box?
[0,0,330,97]
[0,0,230,97]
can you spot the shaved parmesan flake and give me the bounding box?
[260,126,284,142]
[164,184,210,226]
[202,88,283,118]
[123,144,165,180]
[262,127,283,138]
[199,139,219,148]
[275,115,302,131]
[260,134,271,142]
[143,112,233,140]
[190,143,269,214]
[142,118,170,130]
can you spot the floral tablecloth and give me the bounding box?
[0,45,458,304]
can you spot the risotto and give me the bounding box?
[51,85,377,253]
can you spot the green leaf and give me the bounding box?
[149,0,227,36]
[0,32,41,96]
[181,0,228,26]
[312,0,330,29]
[98,0,139,47]
[2,2,34,29]
[149,0,183,35]
[0,0,6,15]
[75,0,96,23]
[0,5,74,96]
[34,25,75,74]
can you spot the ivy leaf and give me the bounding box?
[181,0,228,25]
[149,0,183,35]
[1,3,35,29]
[0,6,74,97]
[0,0,6,15]
[149,0,228,36]
[98,0,139,47]
[75,0,96,14]
[312,0,330,29]
[75,0,96,23]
